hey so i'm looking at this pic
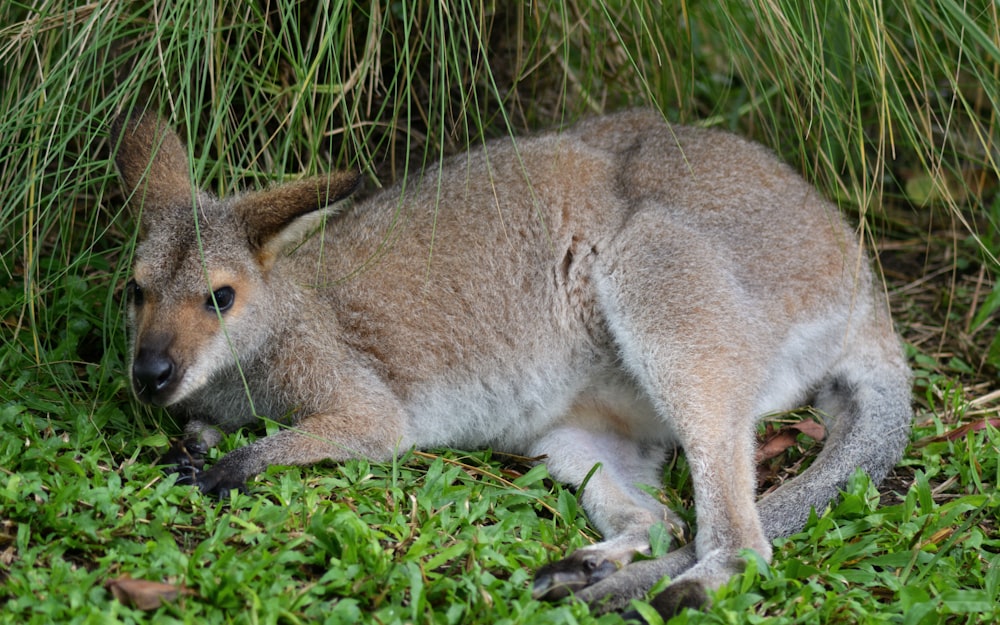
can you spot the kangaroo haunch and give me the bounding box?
[114,109,912,619]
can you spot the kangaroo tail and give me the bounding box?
[757,349,913,539]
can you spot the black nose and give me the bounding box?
[132,348,176,405]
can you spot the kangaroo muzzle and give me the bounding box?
[132,335,179,406]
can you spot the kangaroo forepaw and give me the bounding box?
[158,440,246,496]
[191,463,249,497]
[532,553,619,601]
[164,464,201,487]
[158,438,208,471]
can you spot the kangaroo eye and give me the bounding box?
[207,286,236,313]
[127,279,145,307]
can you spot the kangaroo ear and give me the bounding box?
[234,170,363,267]
[111,111,193,224]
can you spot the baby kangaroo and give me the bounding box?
[113,108,911,618]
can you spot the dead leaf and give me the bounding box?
[791,418,827,441]
[755,419,827,463]
[913,418,1000,447]
[1,546,14,568]
[106,576,193,610]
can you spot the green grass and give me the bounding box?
[2,1,999,623]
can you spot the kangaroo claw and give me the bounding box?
[532,553,619,601]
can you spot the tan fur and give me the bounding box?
[114,108,912,619]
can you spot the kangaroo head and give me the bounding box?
[113,110,360,406]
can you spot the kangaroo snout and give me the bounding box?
[131,337,178,405]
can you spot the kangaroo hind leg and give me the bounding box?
[590,210,773,613]
[530,420,679,602]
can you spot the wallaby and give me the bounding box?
[113,107,912,619]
